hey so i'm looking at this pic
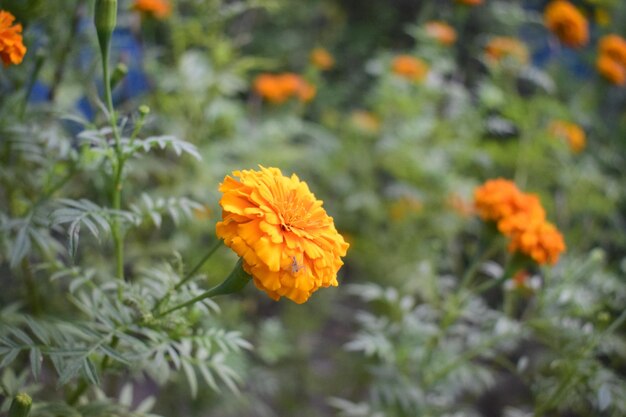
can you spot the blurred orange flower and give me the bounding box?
[424,21,457,46]
[474,179,565,265]
[310,47,335,70]
[484,37,529,65]
[391,55,429,82]
[132,0,172,19]
[549,120,586,153]
[596,35,626,86]
[350,110,381,134]
[0,10,26,66]
[253,73,316,104]
[455,0,483,5]
[215,166,349,303]
[544,0,588,48]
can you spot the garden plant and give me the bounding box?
[0,0,625,416]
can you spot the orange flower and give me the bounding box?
[474,179,526,222]
[391,55,429,82]
[253,73,316,103]
[474,179,565,265]
[424,21,457,46]
[484,37,529,65]
[310,47,335,71]
[596,54,626,85]
[549,120,586,153]
[215,167,349,303]
[544,0,589,48]
[507,220,566,265]
[455,0,483,5]
[132,0,172,19]
[599,34,626,66]
[0,10,26,67]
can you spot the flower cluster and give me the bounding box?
[596,34,626,85]
[474,179,566,265]
[544,0,588,48]
[253,73,316,104]
[391,55,429,82]
[549,120,586,153]
[0,10,26,67]
[310,47,335,71]
[424,21,457,46]
[132,0,172,19]
[484,37,529,65]
[216,167,349,304]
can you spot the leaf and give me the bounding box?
[0,349,20,368]
[10,225,31,268]
[598,384,612,411]
[181,360,198,398]
[82,358,100,385]
[30,347,42,380]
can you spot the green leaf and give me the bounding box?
[29,348,42,380]
[82,358,100,385]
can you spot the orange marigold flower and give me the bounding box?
[215,166,349,304]
[507,220,566,265]
[0,10,26,67]
[310,47,335,71]
[132,0,172,19]
[455,0,483,5]
[424,21,457,46]
[544,0,589,48]
[391,55,429,82]
[596,54,626,85]
[549,120,586,153]
[474,179,566,265]
[484,37,529,65]
[253,73,316,104]
[599,34,626,66]
[474,178,525,222]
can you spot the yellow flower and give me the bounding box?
[216,167,349,304]
[391,55,429,82]
[549,120,586,153]
[132,0,172,19]
[484,37,529,65]
[0,10,26,67]
[424,21,457,46]
[310,47,335,71]
[544,0,589,48]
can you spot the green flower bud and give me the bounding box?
[138,105,151,116]
[94,0,118,53]
[110,62,128,89]
[8,393,32,417]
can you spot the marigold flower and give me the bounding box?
[507,220,566,265]
[215,166,349,303]
[424,21,457,46]
[391,55,429,82]
[253,73,316,104]
[132,0,171,19]
[455,0,483,5]
[549,120,586,153]
[544,0,589,48]
[596,54,626,85]
[474,179,565,266]
[0,10,26,67]
[474,179,526,222]
[310,47,335,71]
[484,37,529,65]
[599,34,626,66]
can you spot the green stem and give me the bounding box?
[175,240,223,290]
[155,259,250,319]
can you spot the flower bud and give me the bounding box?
[9,393,32,417]
[110,62,128,89]
[94,0,118,52]
[138,105,150,116]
